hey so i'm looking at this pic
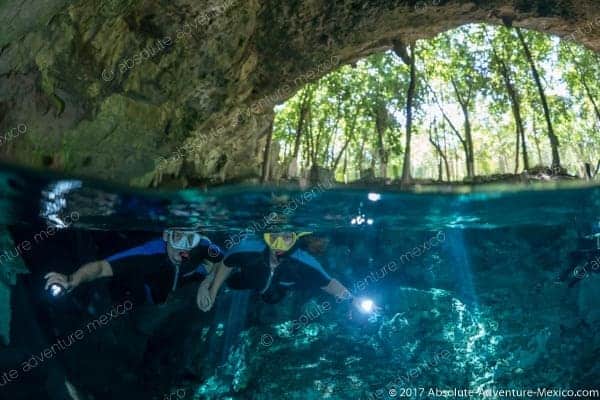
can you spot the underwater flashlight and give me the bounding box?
[48,283,65,297]
[368,192,381,202]
[358,298,375,314]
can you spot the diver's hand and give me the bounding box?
[196,283,214,312]
[44,272,76,292]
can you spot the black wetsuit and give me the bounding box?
[223,238,332,303]
[107,238,223,304]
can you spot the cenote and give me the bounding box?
[1,1,600,399]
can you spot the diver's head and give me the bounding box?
[163,227,206,264]
[305,235,330,255]
[263,231,312,256]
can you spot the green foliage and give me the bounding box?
[273,23,600,182]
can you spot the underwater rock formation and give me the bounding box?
[0,178,598,399]
[1,0,600,187]
[0,230,29,345]
[182,227,598,399]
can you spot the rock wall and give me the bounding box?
[1,0,600,187]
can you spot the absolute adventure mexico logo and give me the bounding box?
[0,300,133,387]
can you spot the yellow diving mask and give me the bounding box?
[263,232,312,254]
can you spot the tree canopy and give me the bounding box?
[270,24,600,183]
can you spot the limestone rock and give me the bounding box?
[1,1,599,187]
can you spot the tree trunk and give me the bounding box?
[495,50,529,172]
[401,43,417,184]
[580,73,600,124]
[449,78,476,178]
[309,116,323,168]
[357,134,366,175]
[261,122,274,183]
[453,151,460,180]
[565,44,600,124]
[306,107,316,169]
[532,116,543,165]
[324,94,344,165]
[520,123,529,171]
[502,72,529,174]
[582,158,600,180]
[287,89,313,178]
[462,104,475,178]
[443,148,451,182]
[301,111,313,175]
[516,27,560,168]
[332,113,357,171]
[442,127,450,181]
[429,124,450,182]
[428,82,471,180]
[282,123,291,160]
[514,120,521,173]
[342,151,348,183]
[581,76,600,123]
[374,103,388,179]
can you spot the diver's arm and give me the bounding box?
[199,263,217,294]
[322,279,376,311]
[197,269,216,311]
[44,260,113,291]
[322,279,353,302]
[70,260,114,286]
[208,262,233,299]
[201,268,216,288]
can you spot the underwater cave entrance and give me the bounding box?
[266,23,600,185]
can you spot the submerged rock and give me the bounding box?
[577,274,600,352]
[0,229,29,345]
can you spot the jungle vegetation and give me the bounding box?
[269,24,600,184]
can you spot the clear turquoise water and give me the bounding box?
[1,164,599,399]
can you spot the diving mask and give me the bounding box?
[165,228,207,251]
[263,232,312,253]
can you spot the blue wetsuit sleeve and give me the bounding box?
[187,239,224,265]
[223,251,258,268]
[223,239,266,268]
[106,239,165,263]
[109,254,164,281]
[106,239,166,279]
[288,249,332,288]
[203,239,224,263]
